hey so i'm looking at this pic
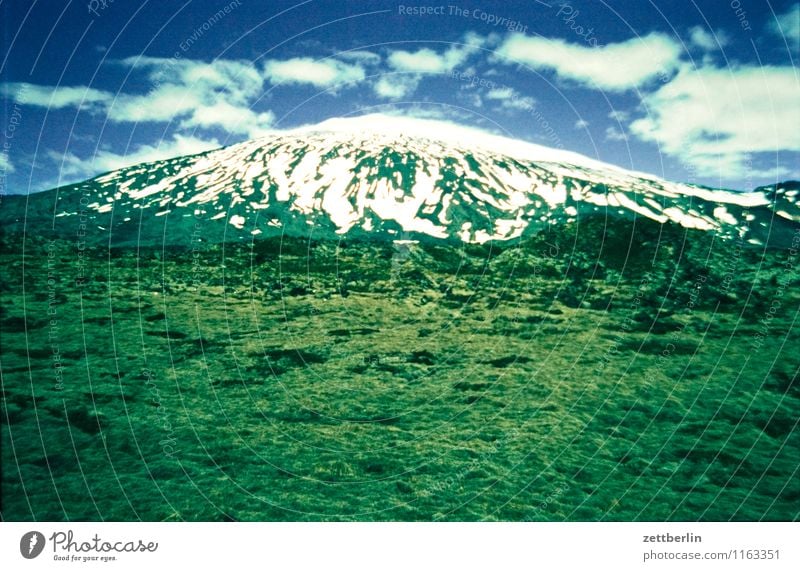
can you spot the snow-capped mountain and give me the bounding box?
[3,115,798,247]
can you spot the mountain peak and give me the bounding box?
[287,114,646,176]
[3,118,798,248]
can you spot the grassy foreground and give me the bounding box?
[1,217,798,521]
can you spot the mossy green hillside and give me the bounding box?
[1,216,798,521]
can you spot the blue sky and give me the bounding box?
[1,0,798,194]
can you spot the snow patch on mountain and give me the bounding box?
[47,115,800,244]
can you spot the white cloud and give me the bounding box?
[109,57,270,131]
[3,58,275,140]
[5,58,269,124]
[292,113,504,143]
[181,102,275,138]
[629,65,800,180]
[263,57,365,88]
[376,106,478,125]
[388,48,456,73]
[387,44,476,73]
[2,82,112,110]
[336,50,381,65]
[605,126,627,142]
[122,57,264,103]
[676,153,793,182]
[574,119,589,129]
[496,32,682,91]
[485,87,515,100]
[485,86,536,112]
[48,134,221,181]
[110,84,203,123]
[375,42,481,99]
[608,110,630,122]
[768,3,800,43]
[0,151,14,173]
[464,92,484,108]
[499,97,536,111]
[688,26,728,51]
[373,75,421,100]
[388,48,450,73]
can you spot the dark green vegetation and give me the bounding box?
[1,216,798,521]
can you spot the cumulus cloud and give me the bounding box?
[6,28,796,190]
[263,57,365,88]
[768,3,800,43]
[629,65,800,180]
[608,110,630,122]
[376,41,481,99]
[5,58,269,124]
[121,56,264,103]
[688,26,729,51]
[605,126,627,142]
[496,32,682,91]
[0,151,14,174]
[373,75,421,100]
[115,58,274,137]
[3,57,276,139]
[1,82,112,110]
[485,86,536,112]
[387,45,473,73]
[336,50,381,65]
[110,84,202,123]
[485,87,515,100]
[181,102,275,138]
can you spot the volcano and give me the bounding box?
[3,115,798,248]
[2,115,798,523]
